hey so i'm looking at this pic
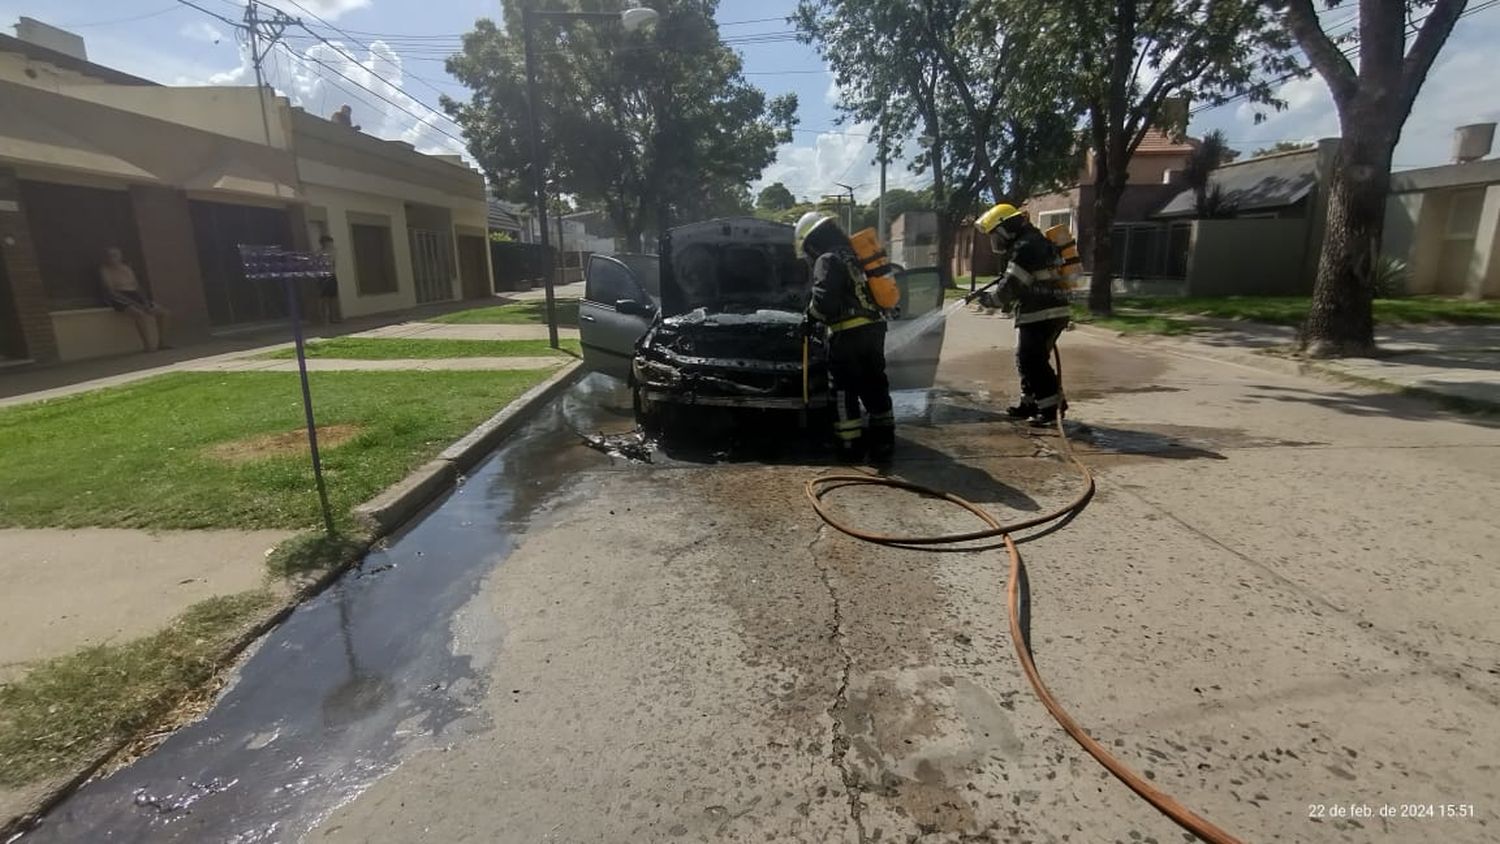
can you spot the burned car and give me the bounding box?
[578,217,947,426]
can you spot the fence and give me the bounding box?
[488,241,555,292]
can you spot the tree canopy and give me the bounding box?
[444,0,797,249]
[756,182,798,212]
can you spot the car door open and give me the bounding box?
[885,266,947,390]
[579,254,656,381]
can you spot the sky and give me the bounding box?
[4,0,1498,205]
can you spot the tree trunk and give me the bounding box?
[936,211,957,288]
[1088,180,1123,315]
[1301,125,1394,357]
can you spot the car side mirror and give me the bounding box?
[616,298,655,317]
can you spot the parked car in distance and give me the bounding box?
[578,217,947,428]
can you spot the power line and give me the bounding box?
[272,0,464,106]
[171,0,243,31]
[275,40,469,146]
[1191,0,1498,117]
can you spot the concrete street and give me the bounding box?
[27,307,1500,843]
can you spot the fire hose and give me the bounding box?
[804,346,1244,844]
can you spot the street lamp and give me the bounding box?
[523,2,659,348]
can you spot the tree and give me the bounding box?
[444,0,797,251]
[1183,129,1238,218]
[1016,0,1297,314]
[1279,0,1469,357]
[1251,140,1315,158]
[756,182,797,212]
[796,0,1079,287]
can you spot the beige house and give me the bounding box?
[0,19,491,364]
[1384,125,1500,299]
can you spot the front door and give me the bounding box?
[579,254,655,380]
[457,234,490,299]
[409,228,456,304]
[885,266,947,390]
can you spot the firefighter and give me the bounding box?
[973,203,1071,426]
[795,212,895,462]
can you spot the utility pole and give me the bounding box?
[835,182,856,231]
[243,1,295,148]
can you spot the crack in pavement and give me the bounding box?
[808,525,870,844]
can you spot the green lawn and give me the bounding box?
[1071,304,1198,336]
[0,369,551,531]
[0,590,276,786]
[263,337,580,360]
[427,298,581,326]
[1116,296,1500,326]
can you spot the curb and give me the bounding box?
[0,360,585,838]
[352,360,583,533]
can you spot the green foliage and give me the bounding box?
[0,590,277,786]
[796,0,1083,286]
[1372,256,1408,299]
[1251,140,1315,158]
[444,1,797,246]
[266,531,368,579]
[489,230,516,243]
[1008,0,1298,313]
[756,182,797,212]
[0,370,552,530]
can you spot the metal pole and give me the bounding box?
[284,275,336,535]
[522,4,561,349]
[245,1,275,149]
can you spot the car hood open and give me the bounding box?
[658,217,809,317]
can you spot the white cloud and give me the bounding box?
[188,37,469,161]
[823,72,841,107]
[754,123,928,204]
[180,21,226,44]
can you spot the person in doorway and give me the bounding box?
[317,234,342,324]
[796,212,895,462]
[972,203,1071,427]
[99,247,169,352]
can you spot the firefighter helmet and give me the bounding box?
[794,211,847,259]
[976,202,1024,234]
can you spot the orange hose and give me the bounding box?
[804,349,1244,844]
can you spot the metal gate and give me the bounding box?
[409,228,456,304]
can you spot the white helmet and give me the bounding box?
[793,211,839,258]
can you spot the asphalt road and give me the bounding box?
[25,308,1500,843]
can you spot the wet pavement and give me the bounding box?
[17,377,635,843]
[16,309,1500,843]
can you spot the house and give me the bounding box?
[0,19,491,364]
[1021,127,1200,274]
[1150,140,1338,296]
[1383,123,1500,298]
[889,211,938,269]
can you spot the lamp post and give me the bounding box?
[522,2,658,348]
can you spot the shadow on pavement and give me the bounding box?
[1247,383,1500,429]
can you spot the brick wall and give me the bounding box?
[130,185,213,342]
[0,169,59,362]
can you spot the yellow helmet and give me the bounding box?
[794,211,838,257]
[976,203,1023,234]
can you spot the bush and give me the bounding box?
[1372,255,1408,298]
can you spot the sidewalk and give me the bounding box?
[1101,315,1500,409]
[0,303,575,409]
